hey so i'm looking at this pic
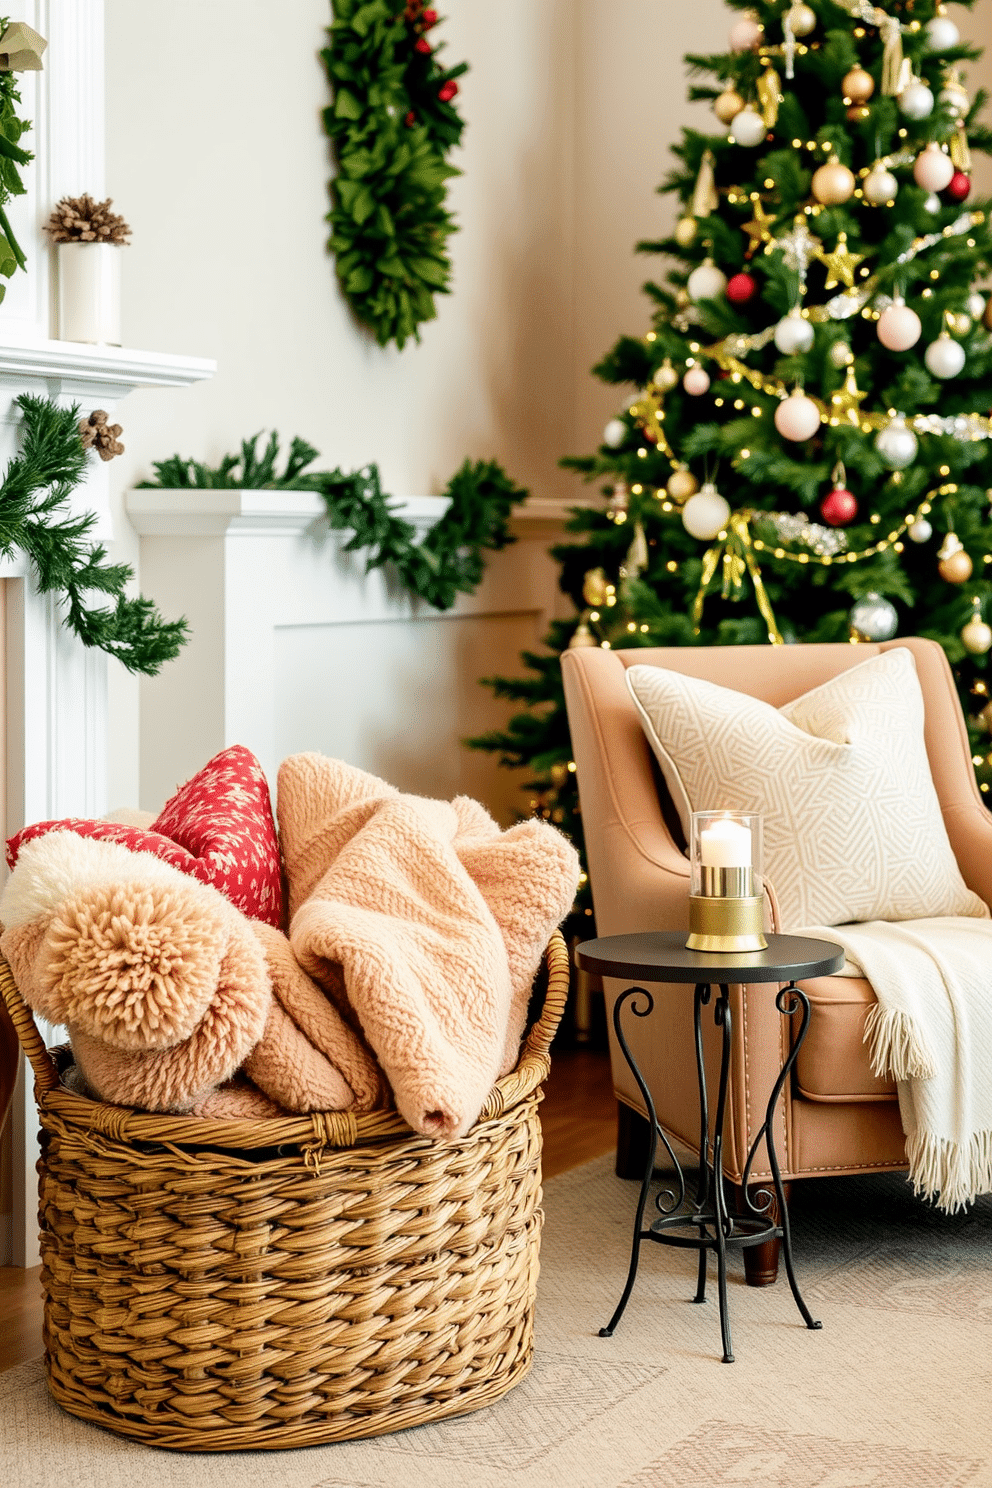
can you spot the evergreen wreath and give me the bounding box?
[1,395,188,674]
[0,19,37,295]
[140,432,528,612]
[321,0,467,349]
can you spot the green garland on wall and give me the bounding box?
[1,396,188,673]
[140,433,529,612]
[321,0,467,349]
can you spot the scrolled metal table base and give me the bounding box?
[600,980,821,1363]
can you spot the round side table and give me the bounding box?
[575,930,843,1363]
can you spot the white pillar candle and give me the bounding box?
[700,818,752,868]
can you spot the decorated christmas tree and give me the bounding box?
[471,0,992,927]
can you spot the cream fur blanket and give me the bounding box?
[800,918,992,1213]
[276,755,580,1138]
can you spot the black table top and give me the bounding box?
[574,930,844,984]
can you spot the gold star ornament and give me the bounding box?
[815,231,866,291]
[741,197,775,258]
[829,365,867,427]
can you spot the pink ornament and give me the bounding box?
[727,272,758,304]
[774,392,821,442]
[877,300,922,352]
[729,14,763,50]
[683,366,711,396]
[820,485,858,527]
[913,143,955,193]
[946,170,971,201]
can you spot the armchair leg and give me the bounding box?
[615,1100,653,1179]
[731,1181,791,1287]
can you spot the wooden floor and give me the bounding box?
[0,1047,617,1376]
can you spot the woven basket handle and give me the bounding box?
[521,930,571,1063]
[0,951,59,1096]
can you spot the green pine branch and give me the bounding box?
[1,396,188,674]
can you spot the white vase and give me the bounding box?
[56,241,122,344]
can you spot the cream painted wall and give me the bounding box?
[103,0,992,809]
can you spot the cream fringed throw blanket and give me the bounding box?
[799,918,992,1213]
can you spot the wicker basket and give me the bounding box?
[0,931,570,1452]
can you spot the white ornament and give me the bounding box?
[774,391,821,442]
[924,193,942,213]
[849,592,898,642]
[908,516,932,544]
[925,14,960,51]
[877,299,922,351]
[603,418,627,448]
[682,366,711,396]
[729,107,768,147]
[875,415,918,469]
[967,291,986,320]
[787,3,816,36]
[863,166,898,206]
[653,359,679,392]
[939,80,970,117]
[924,331,966,379]
[687,259,727,301]
[682,483,731,541]
[774,308,814,355]
[913,143,954,192]
[729,13,763,51]
[899,81,934,120]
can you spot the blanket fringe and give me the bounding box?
[905,1126,992,1214]
[863,1002,936,1082]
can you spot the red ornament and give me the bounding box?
[945,171,971,201]
[415,36,432,54]
[820,485,858,527]
[404,110,417,126]
[727,271,758,305]
[438,79,459,102]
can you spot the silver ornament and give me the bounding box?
[875,415,918,470]
[924,332,966,379]
[849,591,898,642]
[899,81,934,120]
[967,291,986,320]
[925,14,960,51]
[603,418,627,448]
[924,193,942,213]
[908,516,932,544]
[863,167,898,206]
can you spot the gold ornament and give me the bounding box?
[582,567,609,607]
[675,216,697,247]
[568,621,597,649]
[842,66,875,105]
[691,149,719,218]
[549,761,570,787]
[757,67,783,128]
[812,156,856,206]
[626,520,649,579]
[666,466,699,502]
[786,2,816,37]
[962,598,992,656]
[947,311,971,335]
[815,230,866,290]
[829,365,868,427]
[653,357,679,392]
[714,89,745,124]
[741,197,775,258]
[938,533,973,584]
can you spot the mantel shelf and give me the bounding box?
[0,336,216,397]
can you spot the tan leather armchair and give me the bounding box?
[562,637,992,1284]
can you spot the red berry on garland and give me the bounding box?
[820,464,858,527]
[415,36,432,54]
[726,271,758,305]
[438,79,459,102]
[945,170,971,201]
[422,7,439,24]
[404,110,416,126]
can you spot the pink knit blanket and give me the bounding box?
[0,760,579,1137]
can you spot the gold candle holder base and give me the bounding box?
[686,893,768,954]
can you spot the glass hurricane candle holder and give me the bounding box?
[686,810,768,953]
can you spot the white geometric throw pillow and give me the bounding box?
[625,647,988,929]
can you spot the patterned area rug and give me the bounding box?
[4,1154,991,1487]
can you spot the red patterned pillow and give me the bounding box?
[7,747,284,928]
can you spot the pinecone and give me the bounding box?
[44,194,131,246]
[79,409,124,462]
